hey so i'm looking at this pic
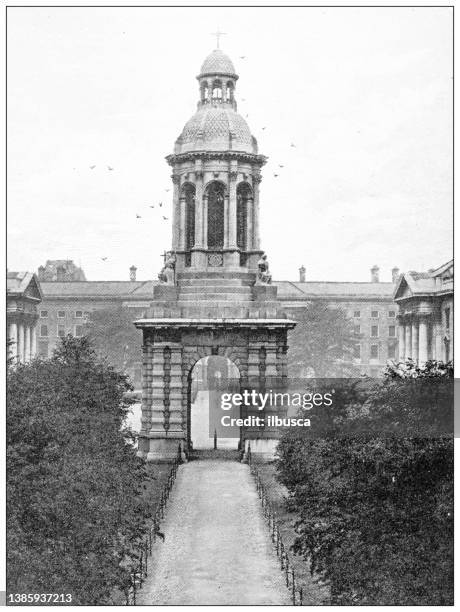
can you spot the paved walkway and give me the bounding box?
[137,460,291,605]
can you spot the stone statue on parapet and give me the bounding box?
[257,254,272,285]
[158,251,176,285]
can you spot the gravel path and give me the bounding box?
[137,460,291,605]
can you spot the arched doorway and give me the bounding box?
[206,181,225,249]
[187,355,240,450]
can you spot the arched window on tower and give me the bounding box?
[226,81,234,102]
[201,81,209,103]
[211,80,222,101]
[237,183,251,250]
[206,182,225,248]
[183,183,196,253]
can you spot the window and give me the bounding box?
[40,325,48,337]
[75,311,83,318]
[388,325,396,337]
[370,344,379,359]
[353,310,361,318]
[74,325,83,338]
[371,310,379,318]
[354,325,361,335]
[353,344,361,359]
[57,311,65,318]
[57,325,65,338]
[40,310,48,318]
[388,344,396,359]
[371,325,379,337]
[388,310,396,318]
[83,311,90,320]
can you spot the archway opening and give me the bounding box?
[206,182,225,249]
[188,355,240,450]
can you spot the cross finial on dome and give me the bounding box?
[211,28,226,49]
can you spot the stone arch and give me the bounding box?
[185,349,243,450]
[211,79,222,100]
[200,80,209,102]
[205,180,226,248]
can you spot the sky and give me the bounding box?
[7,6,453,282]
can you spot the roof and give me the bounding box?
[7,271,43,301]
[176,107,256,154]
[274,280,395,300]
[40,280,156,299]
[393,260,453,301]
[199,49,237,78]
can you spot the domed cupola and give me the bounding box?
[199,49,238,79]
[173,48,258,155]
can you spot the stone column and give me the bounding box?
[202,194,208,249]
[171,175,180,250]
[31,324,37,359]
[418,316,429,364]
[8,322,17,361]
[139,342,153,438]
[398,318,405,361]
[165,344,184,436]
[411,320,419,363]
[404,322,411,360]
[246,197,254,251]
[228,173,237,249]
[150,345,167,436]
[24,325,31,363]
[265,345,278,378]
[18,323,25,363]
[252,175,261,250]
[223,194,230,248]
[434,310,443,361]
[178,197,186,250]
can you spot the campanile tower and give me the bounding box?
[135,47,294,462]
[167,48,266,273]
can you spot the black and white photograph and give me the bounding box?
[5,4,454,606]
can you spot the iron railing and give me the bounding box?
[246,444,304,606]
[125,446,182,605]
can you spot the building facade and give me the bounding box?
[394,260,453,364]
[7,271,43,363]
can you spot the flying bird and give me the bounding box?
[136,214,142,219]
[241,98,246,101]
[107,165,114,171]
[162,216,168,220]
[261,127,266,130]
[149,205,155,208]
[89,165,96,169]
[279,164,284,168]
[158,202,163,207]
[165,189,170,192]
[101,257,107,261]
[290,143,296,148]
[239,56,246,59]
[273,173,279,177]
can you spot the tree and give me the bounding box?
[287,301,358,377]
[276,360,454,605]
[7,336,152,604]
[84,306,143,381]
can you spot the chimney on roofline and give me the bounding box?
[299,265,306,283]
[392,267,400,283]
[130,265,137,282]
[371,265,380,283]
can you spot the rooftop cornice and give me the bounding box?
[166,151,268,166]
